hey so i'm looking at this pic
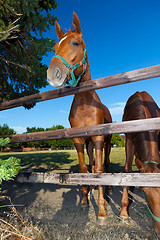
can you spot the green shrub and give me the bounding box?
[0,138,21,191]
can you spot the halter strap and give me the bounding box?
[142,191,160,222]
[144,161,159,164]
[142,160,160,222]
[52,43,87,87]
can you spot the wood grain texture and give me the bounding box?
[3,117,160,143]
[16,172,160,187]
[0,64,160,111]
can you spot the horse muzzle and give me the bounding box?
[47,64,69,88]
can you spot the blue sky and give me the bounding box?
[1,0,160,133]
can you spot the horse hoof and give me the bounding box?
[97,217,108,226]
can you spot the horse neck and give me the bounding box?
[80,56,91,83]
[73,57,93,103]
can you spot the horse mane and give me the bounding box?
[65,28,73,33]
[123,91,160,170]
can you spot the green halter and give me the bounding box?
[52,43,87,87]
[142,191,160,222]
[144,161,159,164]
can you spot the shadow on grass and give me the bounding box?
[0,152,77,172]
[69,162,129,174]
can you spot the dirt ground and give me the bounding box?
[0,180,158,240]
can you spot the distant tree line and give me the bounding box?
[0,124,74,150]
[0,124,125,151]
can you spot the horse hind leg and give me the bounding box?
[86,140,95,198]
[86,140,95,173]
[104,135,111,172]
[104,135,112,193]
[120,136,134,219]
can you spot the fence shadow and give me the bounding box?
[0,151,76,172]
[0,180,90,228]
[104,186,154,234]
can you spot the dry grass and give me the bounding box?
[0,197,42,240]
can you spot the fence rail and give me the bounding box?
[16,172,160,187]
[0,64,160,111]
[4,117,160,143]
[1,63,160,188]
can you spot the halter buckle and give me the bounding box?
[69,66,73,72]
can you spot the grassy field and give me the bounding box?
[0,147,137,173]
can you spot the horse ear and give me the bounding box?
[55,20,64,39]
[72,12,82,37]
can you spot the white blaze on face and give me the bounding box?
[47,35,69,88]
[58,36,67,46]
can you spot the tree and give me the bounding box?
[25,125,74,149]
[0,124,21,150]
[26,127,45,133]
[0,0,57,104]
[0,124,16,135]
[111,134,125,147]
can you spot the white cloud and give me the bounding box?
[59,110,68,114]
[110,102,126,107]
[11,126,26,134]
[109,102,125,116]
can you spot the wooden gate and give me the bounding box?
[1,64,160,187]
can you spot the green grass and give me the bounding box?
[0,147,137,173]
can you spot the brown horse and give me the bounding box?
[119,91,160,236]
[47,12,112,219]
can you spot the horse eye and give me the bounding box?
[72,41,80,46]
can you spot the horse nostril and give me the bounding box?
[55,68,62,80]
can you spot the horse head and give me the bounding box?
[47,12,88,88]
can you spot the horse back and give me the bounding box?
[123,91,160,163]
[123,91,160,121]
[102,103,112,124]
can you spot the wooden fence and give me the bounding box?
[1,64,160,187]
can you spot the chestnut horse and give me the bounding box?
[47,12,112,219]
[120,91,160,236]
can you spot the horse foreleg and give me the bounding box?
[120,135,134,218]
[92,136,107,219]
[74,138,89,207]
[119,186,129,218]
